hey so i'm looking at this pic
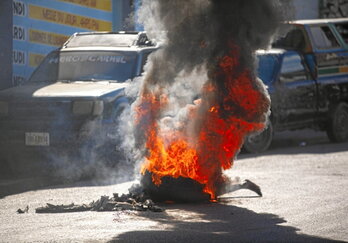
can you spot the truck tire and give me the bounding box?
[243,121,273,153]
[326,102,348,143]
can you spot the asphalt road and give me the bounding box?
[0,130,347,242]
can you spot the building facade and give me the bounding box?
[0,0,133,90]
[320,0,348,18]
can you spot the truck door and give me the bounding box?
[275,52,317,127]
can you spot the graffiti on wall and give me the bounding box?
[321,0,348,18]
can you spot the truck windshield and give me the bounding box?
[257,54,278,85]
[29,51,137,83]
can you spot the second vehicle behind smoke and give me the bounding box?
[244,18,348,153]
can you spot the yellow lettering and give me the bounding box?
[29,53,45,67]
[57,0,111,11]
[29,5,112,31]
[42,9,57,21]
[29,29,69,47]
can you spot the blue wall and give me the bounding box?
[11,0,119,85]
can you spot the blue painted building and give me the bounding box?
[0,0,134,90]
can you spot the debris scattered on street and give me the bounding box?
[17,205,29,214]
[32,178,262,214]
[35,184,164,214]
[240,180,262,197]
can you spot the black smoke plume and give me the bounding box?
[120,0,291,183]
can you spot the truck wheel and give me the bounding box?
[243,121,273,153]
[326,102,348,143]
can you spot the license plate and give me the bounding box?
[25,132,50,146]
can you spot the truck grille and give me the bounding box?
[0,100,90,135]
[9,100,72,119]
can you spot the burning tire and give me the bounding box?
[326,102,348,142]
[141,172,211,202]
[141,171,262,202]
[243,120,273,153]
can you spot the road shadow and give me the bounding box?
[0,147,135,198]
[0,149,137,198]
[1,130,347,198]
[0,173,134,199]
[109,200,342,242]
[240,129,348,159]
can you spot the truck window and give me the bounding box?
[29,51,137,83]
[280,53,307,83]
[310,26,340,49]
[272,28,306,51]
[335,23,348,45]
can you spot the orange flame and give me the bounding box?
[136,43,268,200]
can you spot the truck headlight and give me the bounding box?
[0,101,8,116]
[72,101,93,115]
[93,100,104,116]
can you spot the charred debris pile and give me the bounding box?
[32,178,261,214]
[35,184,164,214]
